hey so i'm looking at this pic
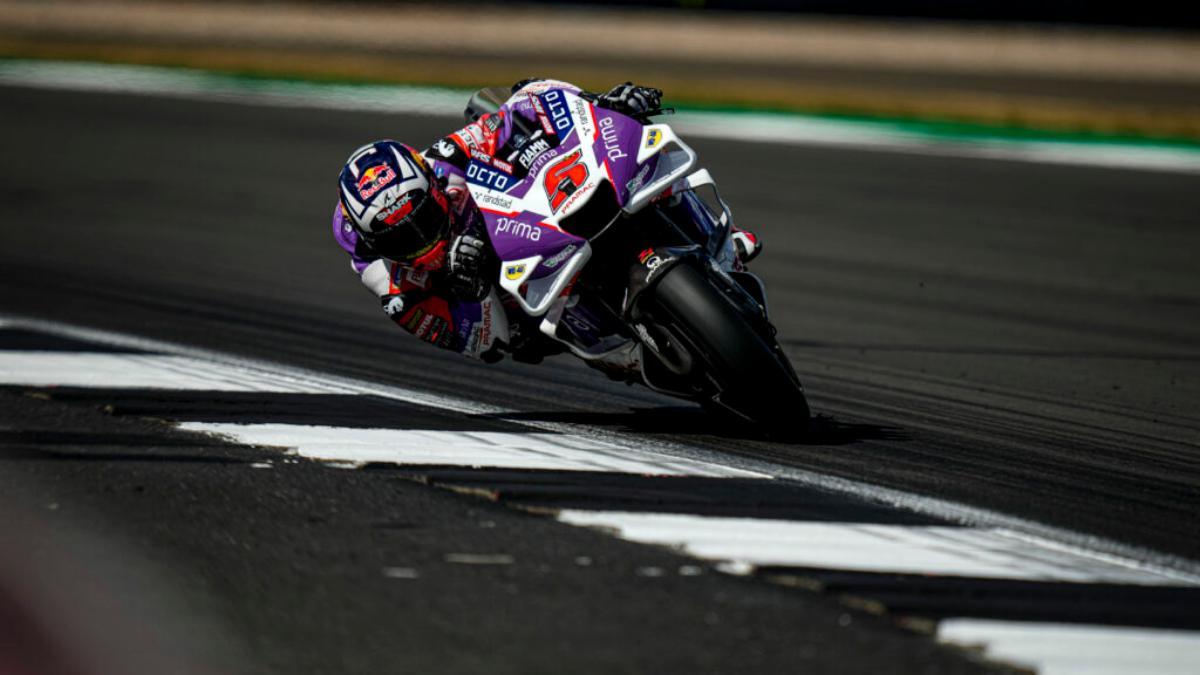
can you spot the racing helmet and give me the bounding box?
[338,140,451,265]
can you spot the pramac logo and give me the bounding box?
[543,149,588,213]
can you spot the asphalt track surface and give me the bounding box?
[1,86,1198,672]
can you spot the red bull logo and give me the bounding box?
[356,164,396,199]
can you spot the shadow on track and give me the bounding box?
[475,407,907,446]
[0,430,252,465]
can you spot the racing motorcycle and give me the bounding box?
[463,85,809,434]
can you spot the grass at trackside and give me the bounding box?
[2,47,1199,151]
[867,116,1200,151]
[672,101,1200,151]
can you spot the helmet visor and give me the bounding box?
[369,191,450,263]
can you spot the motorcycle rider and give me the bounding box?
[333,78,763,362]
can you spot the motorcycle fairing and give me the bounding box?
[463,85,748,358]
[624,124,697,214]
[497,241,593,316]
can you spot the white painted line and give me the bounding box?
[0,60,466,115]
[5,314,1200,584]
[176,422,753,477]
[0,320,764,479]
[381,566,419,579]
[674,112,1200,175]
[938,620,1200,675]
[2,60,1198,174]
[0,351,334,393]
[557,511,1200,585]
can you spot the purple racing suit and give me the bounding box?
[330,80,585,358]
[331,196,510,359]
[328,78,708,360]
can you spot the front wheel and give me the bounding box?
[648,263,810,436]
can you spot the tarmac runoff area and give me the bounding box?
[1,0,1198,139]
[3,317,1200,674]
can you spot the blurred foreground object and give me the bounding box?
[0,0,1196,138]
[0,500,230,675]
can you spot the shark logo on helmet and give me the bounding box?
[376,192,415,226]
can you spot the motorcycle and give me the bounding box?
[462,84,809,434]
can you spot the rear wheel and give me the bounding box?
[649,263,810,436]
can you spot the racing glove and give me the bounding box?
[381,293,409,319]
[597,82,663,118]
[446,234,492,302]
[380,290,456,350]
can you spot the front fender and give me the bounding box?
[621,244,705,318]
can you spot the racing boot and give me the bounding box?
[500,319,566,364]
[731,228,762,265]
[586,342,644,383]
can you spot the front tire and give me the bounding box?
[649,263,810,435]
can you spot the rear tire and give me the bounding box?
[650,263,810,436]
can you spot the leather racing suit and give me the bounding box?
[332,79,591,360]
